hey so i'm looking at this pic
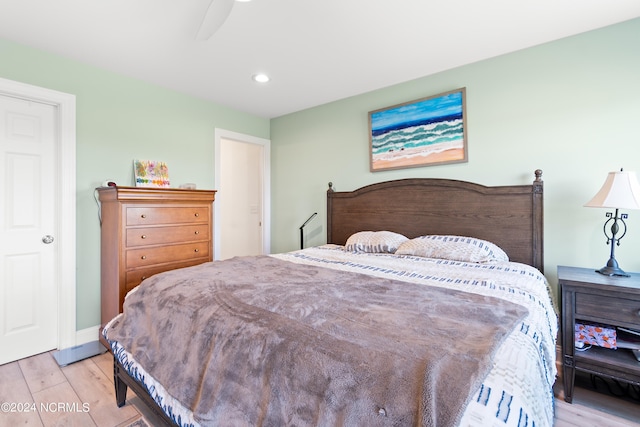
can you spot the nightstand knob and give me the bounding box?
[194,213,199,217]
[194,231,199,235]
[141,214,146,219]
[194,249,199,253]
[141,235,147,239]
[141,255,146,260]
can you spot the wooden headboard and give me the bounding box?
[327,170,544,272]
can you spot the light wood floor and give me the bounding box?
[554,372,640,427]
[0,351,165,426]
[0,350,638,426]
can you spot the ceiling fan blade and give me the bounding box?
[195,0,235,41]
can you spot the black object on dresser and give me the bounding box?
[559,265,640,403]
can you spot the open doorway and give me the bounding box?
[214,129,270,260]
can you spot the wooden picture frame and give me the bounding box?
[369,88,467,172]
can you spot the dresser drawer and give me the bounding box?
[575,292,640,326]
[125,259,208,293]
[126,224,209,247]
[126,206,209,226]
[126,241,210,268]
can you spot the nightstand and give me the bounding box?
[559,265,640,403]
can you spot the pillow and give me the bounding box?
[345,231,409,254]
[394,235,509,263]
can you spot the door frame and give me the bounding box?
[0,77,76,350]
[214,128,271,259]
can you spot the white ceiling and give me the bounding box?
[1,0,639,119]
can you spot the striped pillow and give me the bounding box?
[395,235,509,263]
[345,231,409,254]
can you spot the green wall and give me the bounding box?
[270,18,640,301]
[1,18,639,331]
[0,39,270,330]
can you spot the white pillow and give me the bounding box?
[345,231,409,254]
[395,235,509,263]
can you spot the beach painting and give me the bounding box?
[369,88,467,171]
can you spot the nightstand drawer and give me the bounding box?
[575,292,640,326]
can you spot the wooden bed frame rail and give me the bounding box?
[114,358,176,426]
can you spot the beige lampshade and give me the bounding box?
[584,170,640,209]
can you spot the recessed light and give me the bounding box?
[252,73,270,83]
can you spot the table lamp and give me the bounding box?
[584,168,640,277]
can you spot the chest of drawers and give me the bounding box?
[97,186,216,344]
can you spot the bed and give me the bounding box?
[103,170,557,427]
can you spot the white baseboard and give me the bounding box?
[75,325,100,345]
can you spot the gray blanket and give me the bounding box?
[106,256,528,426]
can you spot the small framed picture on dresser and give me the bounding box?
[133,159,170,188]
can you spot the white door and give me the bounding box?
[0,94,58,365]
[214,129,271,260]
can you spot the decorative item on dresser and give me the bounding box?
[559,265,640,404]
[96,186,216,347]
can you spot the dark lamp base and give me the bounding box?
[595,265,630,277]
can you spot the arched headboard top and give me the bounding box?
[327,170,544,272]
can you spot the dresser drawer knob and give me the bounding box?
[141,214,146,219]
[194,213,199,217]
[194,248,199,253]
[194,231,200,235]
[141,235,147,239]
[141,255,146,260]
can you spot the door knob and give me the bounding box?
[42,235,54,244]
